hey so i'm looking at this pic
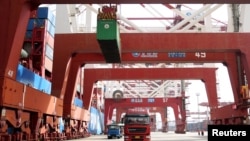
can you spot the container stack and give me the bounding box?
[18,7,56,94]
[22,7,55,78]
[88,107,104,135]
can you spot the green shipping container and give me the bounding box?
[96,19,121,63]
[97,19,119,40]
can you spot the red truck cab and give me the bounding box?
[123,109,151,141]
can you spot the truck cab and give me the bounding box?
[123,109,151,141]
[107,123,123,139]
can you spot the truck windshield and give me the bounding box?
[124,116,150,124]
[108,125,120,129]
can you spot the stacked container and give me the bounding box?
[29,7,56,76]
[18,7,56,94]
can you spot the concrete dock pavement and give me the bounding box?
[68,131,207,141]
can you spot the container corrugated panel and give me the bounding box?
[37,7,56,26]
[44,30,54,48]
[97,19,118,40]
[96,19,121,63]
[16,64,51,94]
[46,19,55,37]
[88,107,103,134]
[45,44,53,60]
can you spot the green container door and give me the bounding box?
[97,19,118,40]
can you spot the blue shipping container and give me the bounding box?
[16,64,51,94]
[37,7,56,26]
[88,107,104,135]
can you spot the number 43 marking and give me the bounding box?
[195,52,206,58]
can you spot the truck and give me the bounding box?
[107,123,123,139]
[123,108,151,141]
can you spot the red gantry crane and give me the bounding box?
[1,0,250,140]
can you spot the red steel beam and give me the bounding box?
[62,61,81,118]
[106,98,182,108]
[210,104,248,121]
[38,0,250,4]
[72,52,237,63]
[0,1,35,80]
[54,33,248,53]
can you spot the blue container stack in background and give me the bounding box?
[88,107,104,135]
[25,7,55,72]
[27,7,56,37]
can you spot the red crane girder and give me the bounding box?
[54,33,248,53]
[210,104,248,121]
[72,52,237,63]
[105,98,182,108]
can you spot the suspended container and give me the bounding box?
[96,16,121,63]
